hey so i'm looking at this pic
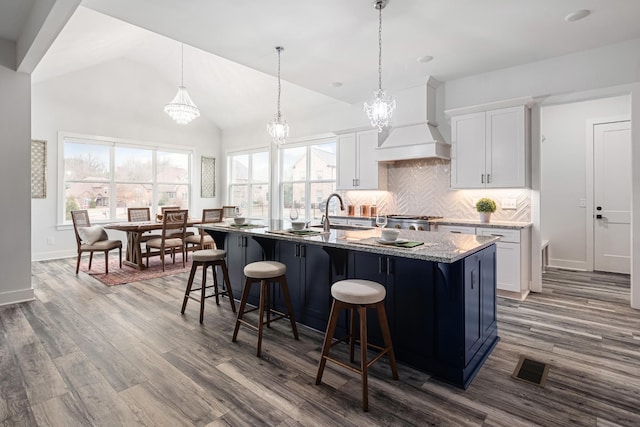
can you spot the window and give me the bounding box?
[62,135,191,224]
[228,150,270,218]
[281,140,336,220]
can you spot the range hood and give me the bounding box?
[375,76,450,162]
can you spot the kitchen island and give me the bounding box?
[200,221,499,389]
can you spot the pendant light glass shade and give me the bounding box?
[165,44,200,125]
[267,46,289,144]
[364,0,395,132]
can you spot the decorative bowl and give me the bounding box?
[234,217,246,225]
[291,220,307,231]
[381,228,400,242]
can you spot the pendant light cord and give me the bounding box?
[277,47,282,119]
[377,5,383,91]
[181,44,184,87]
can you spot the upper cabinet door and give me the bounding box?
[450,105,529,189]
[336,130,387,190]
[356,129,384,190]
[336,133,357,190]
[486,106,527,188]
[451,112,486,189]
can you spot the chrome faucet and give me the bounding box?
[323,193,345,232]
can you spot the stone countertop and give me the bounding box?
[199,220,499,264]
[429,218,532,229]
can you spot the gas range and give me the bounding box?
[386,214,443,231]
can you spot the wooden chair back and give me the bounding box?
[202,208,223,224]
[160,206,181,214]
[127,207,151,222]
[161,209,189,241]
[222,206,238,218]
[70,210,90,249]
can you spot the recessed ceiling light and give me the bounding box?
[564,9,590,22]
[331,81,343,87]
[417,55,434,63]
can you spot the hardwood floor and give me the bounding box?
[2,259,639,426]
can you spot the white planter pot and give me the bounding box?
[479,212,492,223]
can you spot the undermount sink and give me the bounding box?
[310,224,374,231]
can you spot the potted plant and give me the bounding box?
[476,198,497,223]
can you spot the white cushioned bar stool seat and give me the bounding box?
[192,249,226,262]
[181,249,235,323]
[331,279,386,305]
[244,261,287,279]
[233,261,298,357]
[316,279,398,412]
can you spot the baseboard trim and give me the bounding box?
[0,288,35,307]
[549,258,587,271]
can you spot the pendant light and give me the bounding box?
[364,0,396,132]
[164,43,200,125]
[267,46,289,144]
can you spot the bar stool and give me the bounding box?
[232,261,299,357]
[315,279,399,412]
[181,249,236,323]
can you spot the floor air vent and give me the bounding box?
[512,355,550,387]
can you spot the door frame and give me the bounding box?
[585,115,630,271]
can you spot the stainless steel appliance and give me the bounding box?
[386,214,442,231]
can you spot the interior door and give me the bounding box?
[594,121,631,274]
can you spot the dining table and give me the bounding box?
[104,219,202,269]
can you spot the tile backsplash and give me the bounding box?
[340,158,531,222]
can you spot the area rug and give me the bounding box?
[84,253,192,286]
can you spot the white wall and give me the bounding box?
[0,39,34,305]
[31,57,223,261]
[541,96,630,270]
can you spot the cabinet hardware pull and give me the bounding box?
[487,173,491,183]
[491,234,504,237]
[451,231,461,234]
[295,244,300,257]
[378,257,385,274]
[386,258,393,275]
[481,174,484,184]
[300,245,306,258]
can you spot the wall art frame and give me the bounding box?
[31,139,47,199]
[201,156,216,198]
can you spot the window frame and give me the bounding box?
[226,147,271,219]
[279,137,336,220]
[58,132,193,226]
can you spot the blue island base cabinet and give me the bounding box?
[204,227,498,389]
[349,245,498,389]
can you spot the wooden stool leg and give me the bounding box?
[200,263,207,324]
[315,299,341,385]
[105,252,109,274]
[349,307,356,363]
[359,306,369,412]
[256,280,268,357]
[265,282,271,328]
[181,261,199,314]
[377,302,399,380]
[89,252,93,270]
[211,264,221,306]
[220,261,236,313]
[233,277,252,342]
[279,276,299,340]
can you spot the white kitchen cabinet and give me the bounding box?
[435,224,531,296]
[450,105,529,189]
[435,225,476,234]
[336,130,387,190]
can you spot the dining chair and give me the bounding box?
[185,208,223,257]
[127,207,161,242]
[222,206,238,219]
[145,209,188,271]
[71,210,122,275]
[160,206,194,239]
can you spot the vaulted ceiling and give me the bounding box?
[4,0,640,130]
